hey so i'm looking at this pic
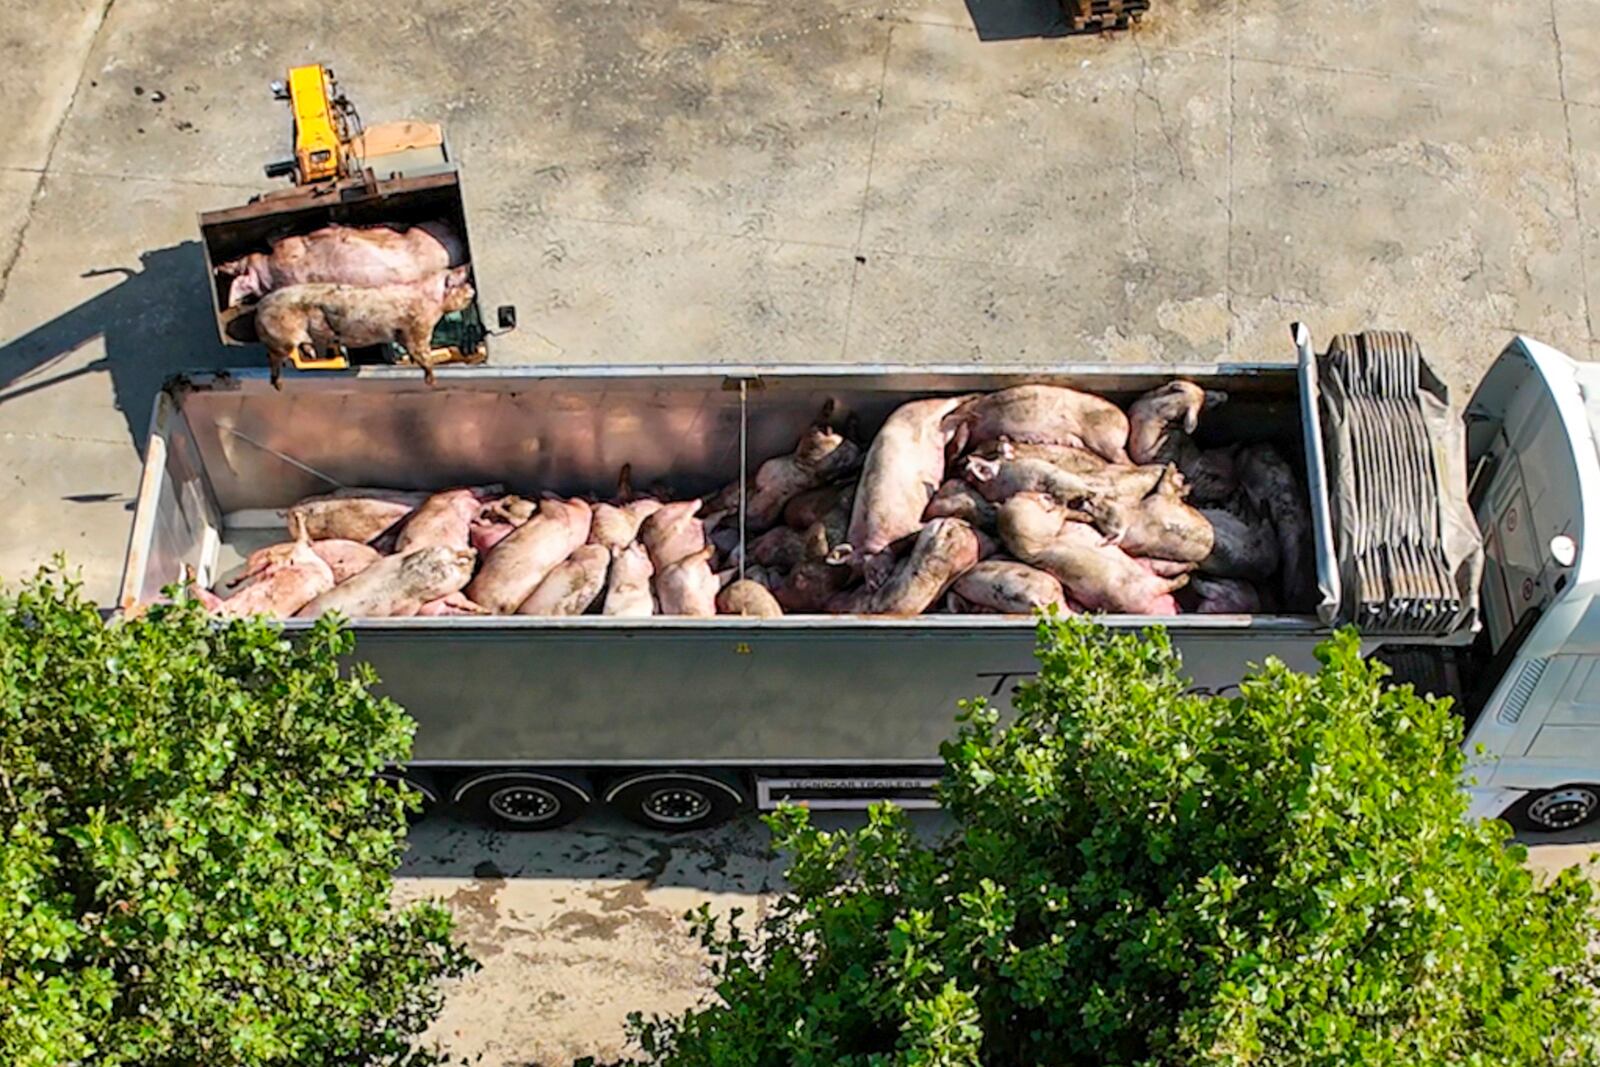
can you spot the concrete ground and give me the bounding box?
[3,0,1599,1063]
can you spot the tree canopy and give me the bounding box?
[610,618,1600,1066]
[0,568,472,1066]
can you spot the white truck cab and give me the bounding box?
[1458,337,1600,830]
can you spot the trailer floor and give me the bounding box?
[3,0,1599,1062]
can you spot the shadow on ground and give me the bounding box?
[963,0,1075,40]
[0,241,241,450]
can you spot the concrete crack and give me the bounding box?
[1133,36,1189,181]
[1551,0,1596,343]
[840,23,896,362]
[1224,0,1237,356]
[0,0,118,304]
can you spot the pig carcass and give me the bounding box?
[832,395,975,587]
[1235,443,1314,607]
[1188,576,1263,614]
[717,579,784,618]
[297,545,476,619]
[655,546,718,616]
[950,560,1067,614]
[592,499,664,553]
[637,500,706,572]
[971,438,1182,500]
[466,497,593,614]
[602,543,655,617]
[216,221,465,307]
[1095,469,1215,564]
[396,487,487,553]
[945,385,1131,463]
[253,267,475,386]
[286,494,416,544]
[470,496,537,556]
[1127,381,1225,465]
[709,416,863,532]
[776,524,852,613]
[231,515,380,589]
[592,465,666,552]
[1197,505,1280,581]
[518,544,610,616]
[831,518,980,616]
[783,482,854,532]
[924,479,997,531]
[207,520,334,619]
[748,526,807,569]
[998,493,1184,614]
[417,591,490,616]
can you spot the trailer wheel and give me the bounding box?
[603,772,745,832]
[1504,785,1600,833]
[377,770,439,824]
[454,772,592,831]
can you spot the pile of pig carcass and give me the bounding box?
[195,381,1314,621]
[216,221,472,386]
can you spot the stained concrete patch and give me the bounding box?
[1234,0,1562,102]
[1227,58,1589,394]
[0,0,107,170]
[397,813,785,1065]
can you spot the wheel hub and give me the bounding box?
[488,784,562,824]
[1527,787,1598,830]
[643,786,713,825]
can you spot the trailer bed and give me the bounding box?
[124,363,1337,765]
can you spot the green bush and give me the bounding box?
[611,618,1600,1066]
[0,567,473,1066]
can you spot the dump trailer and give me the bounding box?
[118,326,1600,834]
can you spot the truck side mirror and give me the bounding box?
[496,305,518,331]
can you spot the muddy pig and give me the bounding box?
[946,385,1130,463]
[254,267,474,386]
[999,493,1184,614]
[298,545,475,618]
[950,560,1067,614]
[924,479,997,531]
[833,518,980,615]
[470,496,538,556]
[397,487,486,553]
[518,544,610,616]
[286,494,416,544]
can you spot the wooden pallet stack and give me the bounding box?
[1062,0,1150,33]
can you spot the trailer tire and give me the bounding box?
[454,772,593,831]
[1503,785,1600,833]
[603,772,745,832]
[377,770,440,824]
